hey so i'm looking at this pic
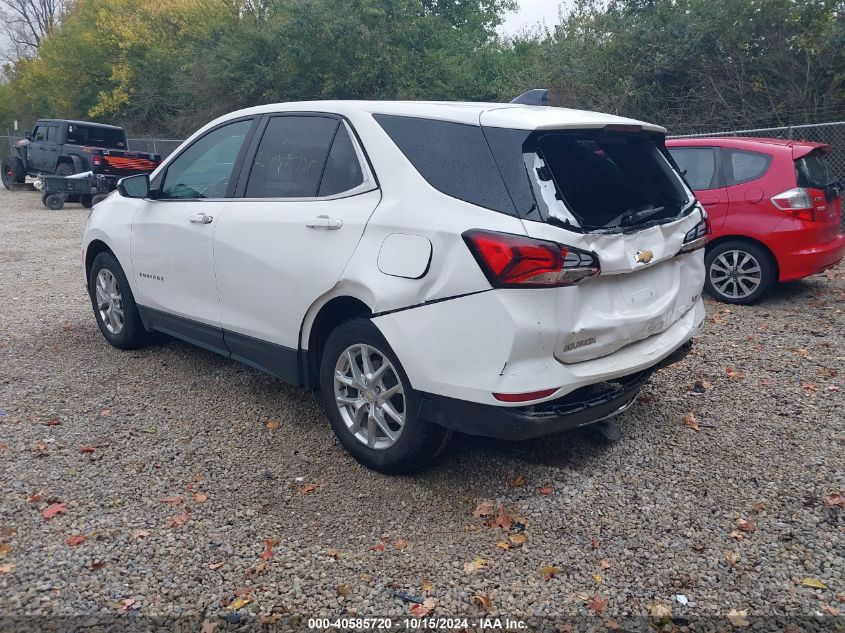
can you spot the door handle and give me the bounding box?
[306,215,343,230]
[189,212,213,224]
[699,199,719,206]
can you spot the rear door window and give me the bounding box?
[668,147,720,190]
[244,116,338,198]
[725,149,771,185]
[318,124,365,197]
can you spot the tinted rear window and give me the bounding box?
[65,124,126,149]
[374,114,516,215]
[726,149,771,185]
[795,150,834,188]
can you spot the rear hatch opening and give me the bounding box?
[483,126,697,234]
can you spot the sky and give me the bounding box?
[499,0,564,36]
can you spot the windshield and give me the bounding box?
[65,124,126,149]
[484,128,693,233]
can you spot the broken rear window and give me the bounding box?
[484,128,693,233]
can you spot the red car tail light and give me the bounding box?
[463,230,600,288]
[771,187,825,222]
[493,388,558,403]
[92,155,102,166]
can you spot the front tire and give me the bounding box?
[704,240,775,304]
[319,319,451,474]
[88,251,150,350]
[2,156,26,189]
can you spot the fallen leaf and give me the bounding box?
[422,579,432,592]
[132,529,150,539]
[591,537,600,550]
[537,486,554,495]
[26,492,44,503]
[794,348,810,359]
[229,596,252,610]
[409,597,436,617]
[162,496,183,505]
[42,503,67,520]
[586,593,608,614]
[266,420,281,430]
[193,492,208,503]
[326,548,344,559]
[464,557,485,573]
[262,538,279,560]
[801,577,828,590]
[0,563,15,573]
[165,509,190,528]
[509,533,527,546]
[100,409,111,416]
[79,445,96,453]
[89,560,106,570]
[509,475,526,487]
[495,541,510,550]
[593,573,603,584]
[823,492,845,508]
[801,382,818,392]
[66,535,86,546]
[637,393,654,404]
[750,502,766,512]
[726,367,744,380]
[822,606,841,616]
[368,543,385,552]
[604,619,621,630]
[727,609,750,627]
[208,562,224,570]
[35,441,48,455]
[539,565,560,580]
[472,501,494,517]
[0,542,11,557]
[395,538,409,550]
[259,614,283,625]
[600,559,611,570]
[729,530,746,540]
[472,594,494,610]
[119,598,137,612]
[45,418,61,426]
[726,551,740,567]
[200,620,218,633]
[682,413,700,431]
[336,584,351,597]
[299,484,319,495]
[649,602,672,621]
[735,518,756,533]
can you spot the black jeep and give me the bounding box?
[2,119,161,192]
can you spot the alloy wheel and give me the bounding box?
[95,269,125,335]
[709,249,762,300]
[333,344,406,450]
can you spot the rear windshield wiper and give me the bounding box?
[619,205,665,227]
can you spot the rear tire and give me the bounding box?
[2,156,26,189]
[704,240,775,304]
[81,194,93,208]
[319,318,451,474]
[88,251,150,350]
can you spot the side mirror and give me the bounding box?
[25,131,33,141]
[117,174,150,199]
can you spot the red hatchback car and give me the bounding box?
[666,137,845,303]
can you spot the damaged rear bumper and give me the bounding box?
[418,341,693,441]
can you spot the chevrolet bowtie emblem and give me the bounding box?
[635,249,654,264]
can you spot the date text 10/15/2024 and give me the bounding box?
[307,617,528,630]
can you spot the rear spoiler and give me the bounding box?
[791,143,831,160]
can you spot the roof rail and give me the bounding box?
[509,89,550,106]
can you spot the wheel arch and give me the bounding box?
[706,234,780,279]
[301,295,373,391]
[84,239,115,281]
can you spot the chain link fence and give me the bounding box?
[669,121,845,184]
[5,121,845,182]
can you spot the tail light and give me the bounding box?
[771,187,825,222]
[679,214,710,253]
[463,230,600,288]
[92,155,102,167]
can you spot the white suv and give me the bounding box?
[83,97,707,473]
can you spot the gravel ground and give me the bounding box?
[0,186,843,630]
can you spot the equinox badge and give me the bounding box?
[635,249,654,264]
